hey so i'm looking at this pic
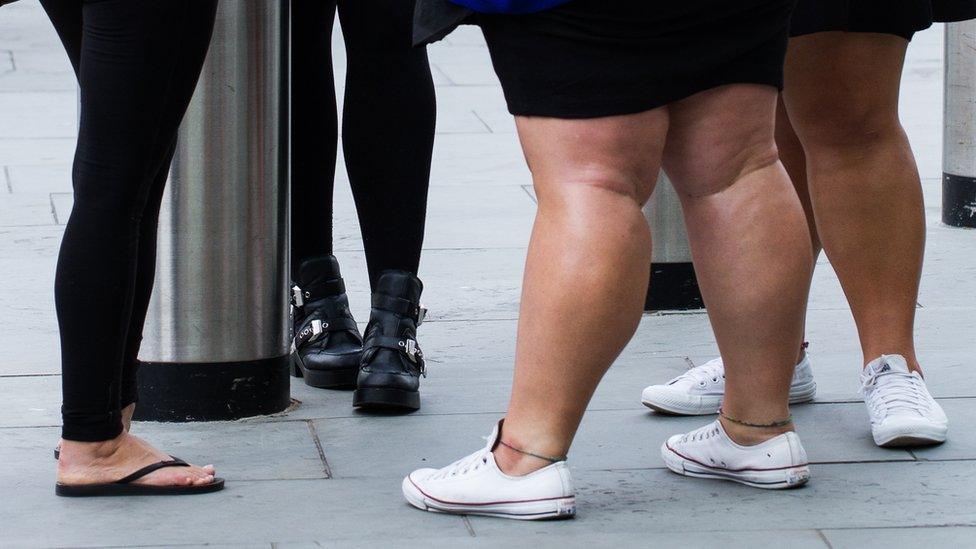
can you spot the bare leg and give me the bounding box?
[777,97,819,364]
[783,33,924,371]
[497,110,669,475]
[663,85,814,444]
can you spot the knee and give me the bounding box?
[790,100,902,154]
[666,137,780,198]
[539,163,658,209]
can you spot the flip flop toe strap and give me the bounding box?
[115,458,190,485]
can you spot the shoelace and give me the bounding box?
[860,370,931,419]
[429,447,491,480]
[679,422,721,444]
[671,358,725,387]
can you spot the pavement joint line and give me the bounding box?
[471,109,493,133]
[305,419,334,479]
[1,49,14,73]
[462,516,477,537]
[520,184,536,203]
[3,165,11,193]
[48,191,60,224]
[430,63,456,85]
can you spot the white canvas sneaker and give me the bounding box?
[402,421,576,520]
[661,419,811,489]
[642,353,817,415]
[860,354,948,447]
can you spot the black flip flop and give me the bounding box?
[55,457,225,497]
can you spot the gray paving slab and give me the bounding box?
[0,90,75,138]
[4,476,471,548]
[823,526,976,549]
[294,530,830,549]
[5,163,72,194]
[333,184,535,252]
[428,133,530,187]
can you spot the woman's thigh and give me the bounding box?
[782,32,907,148]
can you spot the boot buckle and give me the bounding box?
[417,305,428,326]
[291,285,305,308]
[400,338,424,370]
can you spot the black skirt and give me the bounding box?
[473,0,796,119]
[791,0,976,40]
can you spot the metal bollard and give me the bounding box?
[135,0,291,422]
[943,20,976,228]
[643,173,703,311]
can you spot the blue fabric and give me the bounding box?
[448,0,571,14]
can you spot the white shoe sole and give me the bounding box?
[873,421,948,448]
[661,442,810,490]
[642,379,818,416]
[402,476,577,521]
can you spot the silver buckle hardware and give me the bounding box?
[399,338,424,369]
[291,285,305,307]
[295,319,328,348]
[417,305,427,326]
[311,319,327,337]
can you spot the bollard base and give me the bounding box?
[645,262,704,311]
[133,356,291,422]
[943,173,976,228]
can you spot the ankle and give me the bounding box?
[492,442,554,477]
[719,415,793,446]
[59,432,127,462]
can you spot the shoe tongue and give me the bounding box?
[298,255,341,286]
[487,420,503,451]
[866,355,910,376]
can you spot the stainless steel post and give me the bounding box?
[943,20,976,228]
[136,0,291,421]
[642,173,703,310]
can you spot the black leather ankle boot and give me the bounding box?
[353,270,426,411]
[290,255,363,389]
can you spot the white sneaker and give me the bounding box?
[860,354,948,447]
[641,352,817,415]
[402,421,576,520]
[661,420,811,489]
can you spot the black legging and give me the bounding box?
[291,0,436,288]
[41,0,218,442]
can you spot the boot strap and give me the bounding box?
[294,316,361,349]
[291,279,346,308]
[371,293,426,324]
[365,335,425,372]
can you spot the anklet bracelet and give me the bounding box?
[719,409,793,429]
[497,439,567,463]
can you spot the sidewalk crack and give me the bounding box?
[306,419,333,479]
[816,529,835,549]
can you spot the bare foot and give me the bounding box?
[57,432,216,487]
